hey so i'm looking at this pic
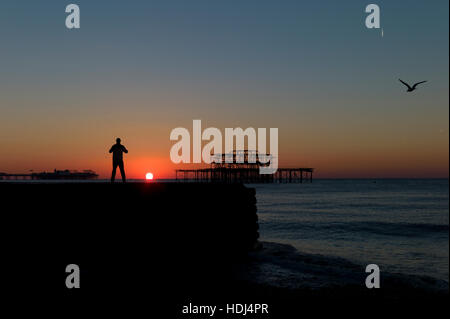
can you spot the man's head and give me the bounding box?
[116,138,121,144]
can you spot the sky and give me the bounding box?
[0,0,448,179]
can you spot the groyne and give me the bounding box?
[2,182,258,292]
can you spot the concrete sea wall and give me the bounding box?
[2,182,258,293]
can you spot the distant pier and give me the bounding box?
[0,169,98,180]
[0,173,34,180]
[176,150,314,183]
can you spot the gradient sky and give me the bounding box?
[0,0,448,178]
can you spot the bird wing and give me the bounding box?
[412,81,427,89]
[398,79,412,89]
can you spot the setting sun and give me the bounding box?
[145,172,154,180]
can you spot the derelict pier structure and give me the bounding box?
[175,150,314,183]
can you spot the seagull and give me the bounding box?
[399,79,427,92]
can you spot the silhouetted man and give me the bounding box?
[109,138,128,182]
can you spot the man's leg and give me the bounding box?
[119,161,126,183]
[111,163,118,182]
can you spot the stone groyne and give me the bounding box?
[2,182,258,293]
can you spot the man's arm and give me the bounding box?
[123,146,128,153]
[109,145,114,153]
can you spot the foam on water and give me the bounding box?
[251,179,449,282]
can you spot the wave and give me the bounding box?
[340,221,449,237]
[240,241,449,292]
[262,220,449,238]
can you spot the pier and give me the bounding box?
[176,150,314,183]
[176,167,313,183]
[0,173,34,180]
[0,170,98,180]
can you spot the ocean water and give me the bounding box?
[251,179,449,282]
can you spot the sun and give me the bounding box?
[145,172,154,180]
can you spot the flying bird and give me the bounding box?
[398,79,427,92]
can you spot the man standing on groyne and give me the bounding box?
[109,138,128,183]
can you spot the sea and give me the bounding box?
[250,179,449,283]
